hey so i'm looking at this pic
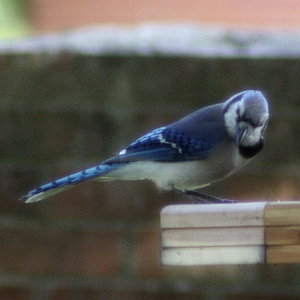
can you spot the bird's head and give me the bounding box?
[224,90,269,158]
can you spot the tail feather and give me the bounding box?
[20,163,123,203]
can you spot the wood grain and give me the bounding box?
[266,245,300,264]
[161,246,265,266]
[265,202,300,226]
[160,202,267,229]
[162,227,264,247]
[266,226,300,245]
[160,201,300,265]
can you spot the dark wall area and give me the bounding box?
[1,27,300,299]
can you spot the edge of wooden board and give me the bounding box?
[161,202,267,228]
[161,245,265,266]
[266,245,300,264]
[265,201,300,226]
[161,226,264,247]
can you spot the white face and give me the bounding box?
[224,96,269,147]
[238,115,269,147]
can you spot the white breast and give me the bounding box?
[101,143,250,192]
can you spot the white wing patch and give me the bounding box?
[119,149,127,155]
[157,133,183,153]
[118,126,183,156]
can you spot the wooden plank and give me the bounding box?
[161,246,265,266]
[266,245,300,264]
[160,202,267,229]
[160,201,300,265]
[161,227,264,247]
[266,226,300,245]
[264,201,300,226]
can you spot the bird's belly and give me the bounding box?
[154,145,249,190]
[107,145,249,191]
[150,160,239,191]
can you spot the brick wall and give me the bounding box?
[1,28,300,299]
[28,0,300,33]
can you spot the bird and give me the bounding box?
[20,90,269,204]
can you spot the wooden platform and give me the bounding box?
[160,201,300,266]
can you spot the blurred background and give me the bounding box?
[1,0,300,299]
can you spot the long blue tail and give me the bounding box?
[20,163,124,203]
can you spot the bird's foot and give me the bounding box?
[172,188,238,204]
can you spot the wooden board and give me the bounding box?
[266,226,300,245]
[162,227,264,247]
[162,246,265,266]
[160,201,300,266]
[265,202,300,226]
[266,245,300,264]
[161,202,266,228]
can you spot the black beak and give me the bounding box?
[236,125,247,146]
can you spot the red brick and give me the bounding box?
[209,173,300,201]
[51,288,204,300]
[0,167,38,214]
[0,287,31,300]
[135,226,164,279]
[47,180,173,220]
[30,0,300,32]
[228,294,300,300]
[51,288,97,300]
[0,226,124,276]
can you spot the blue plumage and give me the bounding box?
[105,126,218,164]
[20,164,125,202]
[20,90,269,203]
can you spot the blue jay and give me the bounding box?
[20,90,269,204]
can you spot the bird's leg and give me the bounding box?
[172,188,237,204]
[185,190,238,204]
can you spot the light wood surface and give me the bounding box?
[266,226,300,245]
[265,202,300,226]
[161,202,266,228]
[266,245,300,264]
[161,201,300,266]
[162,227,264,247]
[162,246,265,266]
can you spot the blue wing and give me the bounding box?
[104,125,224,164]
[21,107,227,203]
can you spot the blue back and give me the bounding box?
[105,103,230,163]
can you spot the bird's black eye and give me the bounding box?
[238,110,259,127]
[242,117,257,127]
